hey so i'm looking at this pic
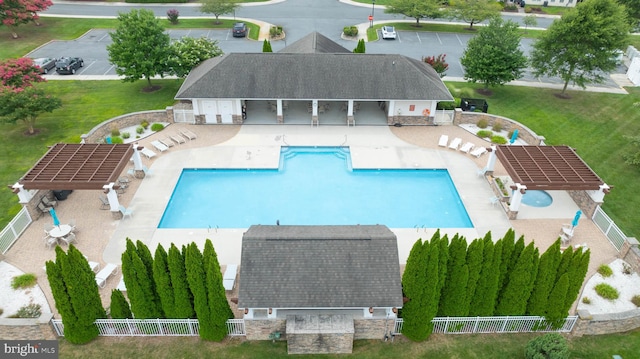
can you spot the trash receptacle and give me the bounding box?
[520,0,525,7]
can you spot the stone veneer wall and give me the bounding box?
[287,332,354,354]
[353,318,393,340]
[620,238,640,273]
[0,314,56,340]
[573,309,640,336]
[244,319,286,341]
[452,109,546,145]
[567,190,601,219]
[23,190,55,223]
[81,109,173,143]
[388,115,435,126]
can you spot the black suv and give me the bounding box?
[232,23,247,37]
[55,57,84,75]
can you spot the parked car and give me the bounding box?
[381,26,397,40]
[32,57,57,74]
[232,22,247,38]
[55,57,84,75]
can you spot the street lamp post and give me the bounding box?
[370,0,376,28]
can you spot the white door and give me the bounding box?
[202,101,217,123]
[219,101,233,124]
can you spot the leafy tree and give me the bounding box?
[423,54,449,78]
[204,239,234,340]
[0,87,62,134]
[523,14,537,32]
[400,238,428,341]
[185,242,216,340]
[153,244,175,318]
[384,0,444,27]
[448,0,502,30]
[110,289,133,319]
[166,8,180,25]
[169,36,223,78]
[617,0,640,30]
[46,245,105,344]
[200,0,240,24]
[168,244,195,318]
[0,58,45,90]
[525,333,570,359]
[460,17,527,90]
[262,39,273,53]
[530,0,631,95]
[353,39,366,53]
[438,234,469,316]
[0,0,53,38]
[107,9,171,90]
[495,242,538,315]
[527,240,562,316]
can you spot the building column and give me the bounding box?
[11,183,32,204]
[485,145,498,175]
[509,183,527,213]
[276,99,284,123]
[103,183,121,217]
[131,143,145,178]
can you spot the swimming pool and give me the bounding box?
[158,147,473,228]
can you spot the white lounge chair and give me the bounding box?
[158,137,175,147]
[459,142,474,153]
[119,205,133,219]
[151,140,169,152]
[470,146,488,158]
[140,147,157,159]
[179,129,197,140]
[170,134,186,144]
[438,135,449,147]
[448,137,462,150]
[116,276,127,292]
[95,263,118,288]
[223,264,238,291]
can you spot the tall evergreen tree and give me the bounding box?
[353,39,366,53]
[438,234,469,316]
[262,39,273,52]
[46,245,105,344]
[563,249,590,311]
[495,242,538,315]
[527,240,562,315]
[122,239,163,319]
[168,244,195,318]
[110,289,133,319]
[400,238,428,341]
[496,229,515,300]
[435,234,450,305]
[204,239,234,340]
[185,242,216,340]
[423,235,441,339]
[153,244,176,318]
[555,246,574,283]
[472,236,502,316]
[464,236,484,316]
[545,273,570,327]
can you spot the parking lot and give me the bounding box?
[26,28,625,88]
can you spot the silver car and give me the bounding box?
[32,57,57,74]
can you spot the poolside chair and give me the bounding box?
[561,224,575,238]
[448,137,462,150]
[158,137,175,148]
[459,142,474,154]
[38,202,53,215]
[151,140,169,152]
[477,167,488,177]
[179,129,197,140]
[69,219,77,233]
[140,147,157,159]
[116,276,127,292]
[119,205,133,220]
[470,146,488,158]
[45,236,58,249]
[142,166,153,177]
[95,263,118,288]
[60,232,77,246]
[489,196,500,207]
[438,134,449,147]
[99,195,110,210]
[170,134,186,145]
[41,196,57,208]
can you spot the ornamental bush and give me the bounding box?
[491,135,508,144]
[167,9,179,24]
[632,295,640,307]
[595,283,619,300]
[343,26,358,37]
[597,264,613,277]
[477,118,488,128]
[525,333,569,359]
[477,130,493,138]
[151,123,164,131]
[11,273,37,289]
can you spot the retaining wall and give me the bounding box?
[0,313,55,340]
[81,109,173,144]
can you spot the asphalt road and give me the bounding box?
[33,1,623,88]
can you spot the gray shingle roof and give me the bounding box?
[279,32,351,54]
[238,225,403,309]
[175,52,453,101]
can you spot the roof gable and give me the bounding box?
[238,225,403,308]
[279,31,352,54]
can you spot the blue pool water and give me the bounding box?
[521,190,553,207]
[158,147,473,228]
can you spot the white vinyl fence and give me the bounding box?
[51,318,246,337]
[592,206,627,251]
[0,207,32,254]
[433,109,454,125]
[173,108,195,124]
[393,315,578,335]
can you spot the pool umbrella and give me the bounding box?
[49,207,60,227]
[572,210,582,228]
[509,129,519,144]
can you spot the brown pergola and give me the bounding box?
[18,144,133,190]
[495,145,604,191]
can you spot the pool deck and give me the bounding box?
[4,123,619,313]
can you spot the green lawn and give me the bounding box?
[57,329,640,358]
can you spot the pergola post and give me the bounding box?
[11,183,32,204]
[131,143,145,178]
[485,145,498,175]
[103,183,121,215]
[589,183,610,202]
[509,183,527,213]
